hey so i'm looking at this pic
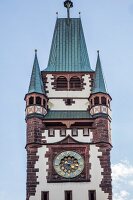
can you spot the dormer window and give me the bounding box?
[70,76,81,89]
[56,76,68,89]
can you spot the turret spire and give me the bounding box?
[28,50,44,94]
[92,51,107,94]
[64,0,73,19]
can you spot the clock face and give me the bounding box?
[53,151,84,178]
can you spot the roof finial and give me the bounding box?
[35,49,37,55]
[56,12,58,18]
[64,0,73,19]
[97,50,100,55]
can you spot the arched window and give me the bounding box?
[36,96,41,105]
[43,99,46,107]
[108,100,110,107]
[90,99,93,106]
[94,97,99,105]
[56,76,68,89]
[101,97,107,105]
[29,97,34,105]
[70,76,81,89]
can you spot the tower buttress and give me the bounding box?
[88,51,112,199]
[25,50,48,199]
[25,50,48,144]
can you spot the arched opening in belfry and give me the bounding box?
[36,96,41,105]
[70,76,81,89]
[56,76,68,89]
[94,96,99,105]
[29,97,34,105]
[101,96,107,105]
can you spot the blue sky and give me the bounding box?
[0,0,133,199]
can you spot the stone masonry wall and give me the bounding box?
[26,117,45,144]
[93,117,111,144]
[26,117,45,200]
[26,147,39,200]
[93,117,112,200]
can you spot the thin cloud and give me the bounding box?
[129,180,133,186]
[112,160,133,181]
[112,161,133,200]
[114,190,129,200]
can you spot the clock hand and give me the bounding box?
[71,165,75,169]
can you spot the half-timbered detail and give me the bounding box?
[25,1,112,200]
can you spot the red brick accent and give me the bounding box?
[26,117,45,200]
[26,146,39,200]
[92,117,112,200]
[26,117,45,144]
[97,143,112,200]
[92,117,111,144]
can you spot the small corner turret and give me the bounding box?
[25,50,48,119]
[89,51,112,118]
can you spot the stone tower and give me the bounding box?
[25,1,112,200]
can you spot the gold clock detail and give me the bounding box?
[54,151,84,178]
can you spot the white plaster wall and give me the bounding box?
[29,145,108,200]
[46,74,91,98]
[48,99,89,110]
[42,129,93,143]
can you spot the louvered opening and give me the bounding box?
[70,76,81,89]
[56,76,68,89]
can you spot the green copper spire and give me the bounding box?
[28,50,44,94]
[44,18,92,72]
[92,51,107,94]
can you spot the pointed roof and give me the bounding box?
[28,50,45,94]
[92,51,107,94]
[44,18,92,72]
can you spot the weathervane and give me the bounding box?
[64,0,73,19]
